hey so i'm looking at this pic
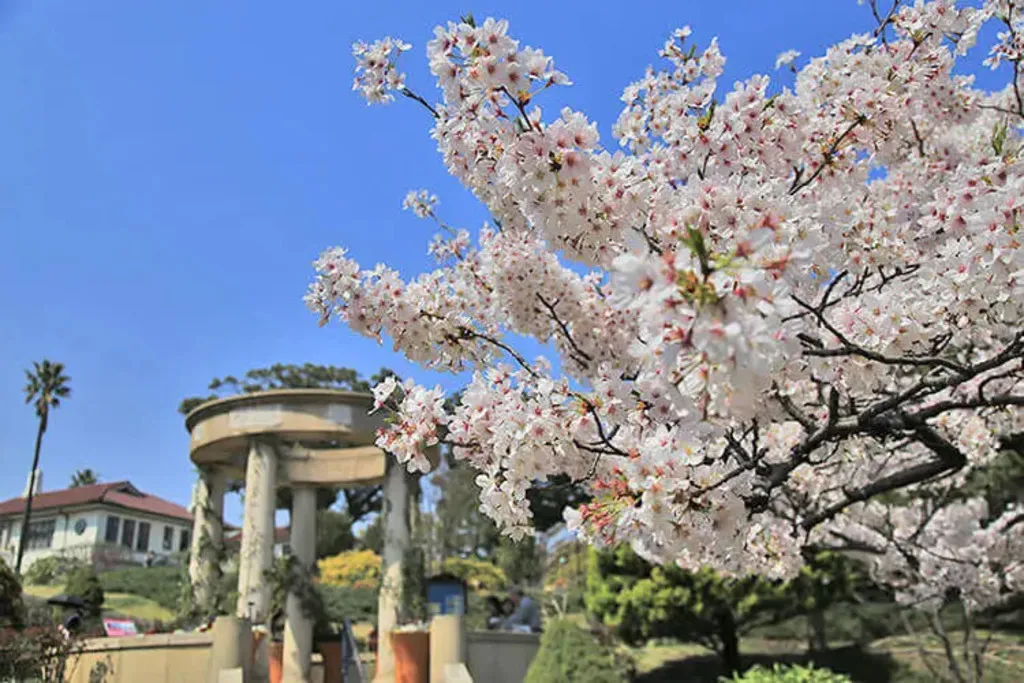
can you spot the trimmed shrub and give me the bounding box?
[721,663,853,682]
[524,618,630,683]
[0,558,24,628]
[318,584,378,624]
[99,565,183,611]
[24,556,85,586]
[64,567,104,616]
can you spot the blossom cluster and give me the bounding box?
[352,37,411,104]
[309,1,1024,600]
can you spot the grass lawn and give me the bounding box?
[634,632,1024,683]
[23,583,175,622]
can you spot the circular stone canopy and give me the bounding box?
[185,389,388,488]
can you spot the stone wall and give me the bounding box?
[466,631,541,683]
[66,633,212,683]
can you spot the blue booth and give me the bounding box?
[426,573,468,617]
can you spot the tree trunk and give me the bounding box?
[717,609,741,675]
[808,606,828,652]
[15,416,46,574]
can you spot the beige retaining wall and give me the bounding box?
[66,632,212,683]
[64,628,537,683]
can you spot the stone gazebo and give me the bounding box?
[185,389,412,682]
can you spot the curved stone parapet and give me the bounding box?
[185,389,384,471]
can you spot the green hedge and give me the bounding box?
[525,618,631,683]
[0,558,25,628]
[721,664,852,682]
[99,566,183,611]
[318,585,377,624]
[64,567,104,616]
[24,556,85,586]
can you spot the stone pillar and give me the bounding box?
[237,438,278,624]
[374,456,411,683]
[206,615,253,683]
[430,615,467,683]
[282,487,317,683]
[189,466,226,615]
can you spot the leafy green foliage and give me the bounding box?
[177,567,238,624]
[441,557,508,591]
[23,359,72,423]
[265,556,323,638]
[69,468,99,488]
[526,475,591,533]
[400,546,428,624]
[524,618,631,683]
[434,461,502,559]
[24,556,86,586]
[99,566,183,611]
[316,509,356,559]
[18,359,71,574]
[495,535,542,586]
[720,663,853,682]
[586,546,863,672]
[317,585,377,624]
[0,558,25,628]
[177,363,397,414]
[0,623,81,682]
[64,567,104,616]
[358,514,385,554]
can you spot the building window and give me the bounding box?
[136,522,151,551]
[105,516,120,544]
[179,528,190,552]
[121,519,136,549]
[162,526,173,551]
[26,519,56,550]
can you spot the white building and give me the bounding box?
[0,479,193,572]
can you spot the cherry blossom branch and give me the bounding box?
[999,4,1024,118]
[793,293,967,374]
[870,0,903,43]
[536,294,593,366]
[801,424,966,530]
[453,325,539,378]
[400,87,439,118]
[789,117,864,195]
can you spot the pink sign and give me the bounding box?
[102,619,138,637]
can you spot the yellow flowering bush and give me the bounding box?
[318,549,382,589]
[441,557,507,591]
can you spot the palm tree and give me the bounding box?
[15,360,71,573]
[69,468,98,488]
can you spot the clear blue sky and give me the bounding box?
[0,1,1004,525]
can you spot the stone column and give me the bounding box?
[206,615,253,683]
[429,615,467,683]
[237,438,278,624]
[282,487,316,683]
[374,456,411,683]
[189,466,226,615]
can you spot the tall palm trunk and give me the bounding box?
[14,414,46,574]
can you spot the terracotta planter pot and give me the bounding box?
[268,640,284,683]
[391,630,430,683]
[317,640,343,683]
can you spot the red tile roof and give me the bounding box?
[225,527,289,545]
[0,481,192,523]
